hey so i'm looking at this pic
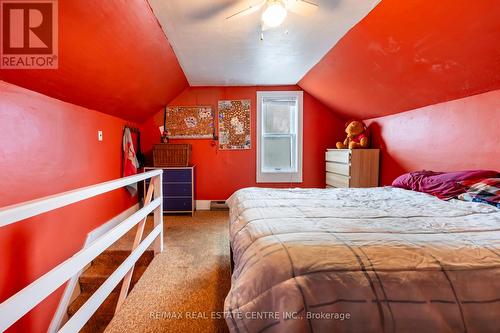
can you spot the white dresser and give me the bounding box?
[325,149,380,188]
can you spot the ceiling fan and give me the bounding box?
[226,0,319,30]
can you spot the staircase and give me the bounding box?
[67,249,155,333]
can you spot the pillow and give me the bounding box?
[458,178,500,208]
[392,170,499,199]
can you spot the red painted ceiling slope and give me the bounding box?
[299,0,500,120]
[0,0,188,122]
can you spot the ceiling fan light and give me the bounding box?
[262,2,287,28]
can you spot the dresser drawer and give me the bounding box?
[143,167,195,215]
[326,172,350,188]
[326,162,350,176]
[164,183,192,197]
[164,198,192,212]
[325,150,350,163]
[164,169,192,183]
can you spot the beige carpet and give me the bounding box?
[105,211,231,333]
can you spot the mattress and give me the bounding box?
[225,187,500,333]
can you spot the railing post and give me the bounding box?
[152,173,163,254]
[115,181,155,313]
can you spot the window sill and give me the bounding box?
[256,172,303,183]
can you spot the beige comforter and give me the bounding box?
[225,187,500,333]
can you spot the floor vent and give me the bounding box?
[210,200,228,211]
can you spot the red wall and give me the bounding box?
[0,2,188,330]
[141,86,345,200]
[299,0,500,120]
[365,89,500,185]
[0,81,137,332]
[0,0,188,122]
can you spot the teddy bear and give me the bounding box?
[336,120,370,149]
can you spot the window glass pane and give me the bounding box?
[263,136,292,170]
[263,99,295,134]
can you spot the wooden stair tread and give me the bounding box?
[67,293,118,333]
[91,249,154,267]
[64,248,155,332]
[68,292,119,317]
[78,324,107,333]
[83,259,149,277]
[79,265,148,293]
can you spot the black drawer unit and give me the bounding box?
[144,167,195,215]
[164,183,192,197]
[164,198,192,212]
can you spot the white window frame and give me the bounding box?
[256,91,303,183]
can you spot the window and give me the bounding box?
[257,91,303,183]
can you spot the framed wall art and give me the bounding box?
[218,100,251,150]
[165,106,215,139]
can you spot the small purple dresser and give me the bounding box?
[144,166,195,216]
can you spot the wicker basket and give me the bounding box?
[153,144,191,167]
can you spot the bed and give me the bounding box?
[224,186,500,333]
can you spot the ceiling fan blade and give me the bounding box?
[226,0,267,20]
[287,0,318,16]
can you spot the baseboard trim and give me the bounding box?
[48,203,140,333]
[195,200,228,211]
[195,200,212,211]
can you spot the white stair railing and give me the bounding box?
[0,170,163,332]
